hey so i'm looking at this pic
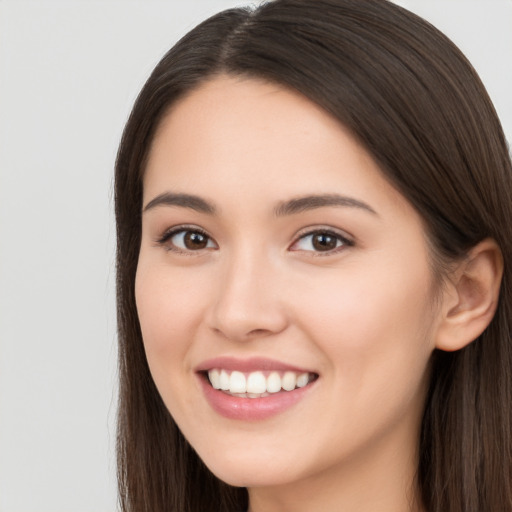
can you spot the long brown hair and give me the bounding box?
[114,1,512,510]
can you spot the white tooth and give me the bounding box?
[282,371,297,391]
[296,372,309,388]
[230,371,246,393]
[219,369,230,391]
[247,393,261,398]
[208,369,221,389]
[246,371,267,394]
[267,372,282,393]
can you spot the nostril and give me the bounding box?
[247,328,272,337]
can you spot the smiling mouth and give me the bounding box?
[205,369,319,398]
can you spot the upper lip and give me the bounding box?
[195,356,316,374]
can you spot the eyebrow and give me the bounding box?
[142,192,377,217]
[274,194,377,217]
[143,192,216,214]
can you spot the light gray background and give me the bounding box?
[0,1,510,511]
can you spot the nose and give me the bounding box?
[206,249,289,342]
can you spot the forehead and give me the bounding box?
[143,75,412,220]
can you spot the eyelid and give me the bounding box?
[289,226,354,254]
[154,224,353,255]
[155,224,218,253]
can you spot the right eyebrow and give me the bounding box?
[143,192,216,215]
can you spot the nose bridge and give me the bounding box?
[208,243,287,340]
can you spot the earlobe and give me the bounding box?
[435,238,503,352]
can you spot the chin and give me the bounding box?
[201,451,300,488]
[210,468,292,489]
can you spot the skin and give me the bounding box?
[135,75,449,512]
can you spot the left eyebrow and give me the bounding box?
[274,194,378,217]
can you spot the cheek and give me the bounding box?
[135,263,206,367]
[134,262,214,424]
[288,265,436,465]
[295,259,436,395]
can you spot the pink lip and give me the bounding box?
[195,356,314,374]
[198,376,315,421]
[195,357,318,421]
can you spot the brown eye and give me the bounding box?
[290,229,353,254]
[311,233,338,251]
[183,231,209,249]
[160,228,217,252]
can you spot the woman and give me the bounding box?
[114,0,512,510]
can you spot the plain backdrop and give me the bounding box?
[0,1,510,511]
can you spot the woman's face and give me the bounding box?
[136,76,441,491]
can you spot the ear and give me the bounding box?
[435,238,503,352]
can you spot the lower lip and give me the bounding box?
[199,375,315,421]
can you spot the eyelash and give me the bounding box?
[290,228,354,256]
[155,226,354,256]
[156,225,216,255]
